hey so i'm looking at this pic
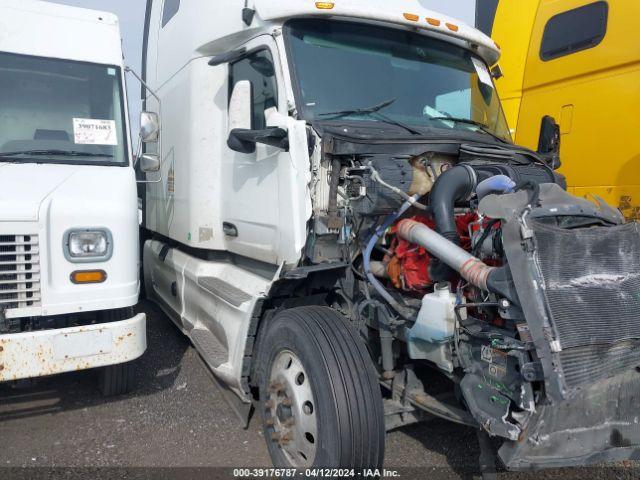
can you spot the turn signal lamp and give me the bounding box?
[71,270,107,284]
[403,13,419,22]
[426,18,441,26]
[315,2,335,9]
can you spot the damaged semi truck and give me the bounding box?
[140,0,640,470]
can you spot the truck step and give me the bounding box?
[197,276,253,307]
[190,328,228,368]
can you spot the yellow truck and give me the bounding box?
[477,0,640,219]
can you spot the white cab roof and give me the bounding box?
[253,0,500,64]
[0,0,123,66]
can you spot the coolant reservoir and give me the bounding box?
[412,282,457,342]
[406,282,459,372]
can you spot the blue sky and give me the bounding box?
[45,0,477,137]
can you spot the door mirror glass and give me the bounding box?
[140,153,160,172]
[140,111,160,143]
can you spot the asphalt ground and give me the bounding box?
[0,301,637,479]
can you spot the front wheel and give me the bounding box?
[256,306,385,469]
[98,361,135,396]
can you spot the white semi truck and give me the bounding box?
[0,0,149,395]
[140,0,640,470]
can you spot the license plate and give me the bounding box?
[53,329,113,360]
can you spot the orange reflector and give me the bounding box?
[403,13,419,22]
[446,22,459,32]
[315,2,334,9]
[71,270,107,284]
[426,17,441,26]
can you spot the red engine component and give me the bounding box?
[386,213,477,293]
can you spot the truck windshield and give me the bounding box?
[284,19,512,142]
[0,52,128,165]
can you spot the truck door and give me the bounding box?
[221,36,307,265]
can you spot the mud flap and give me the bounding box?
[499,370,640,470]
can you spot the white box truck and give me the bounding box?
[0,0,148,395]
[140,0,640,470]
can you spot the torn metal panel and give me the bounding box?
[499,370,640,470]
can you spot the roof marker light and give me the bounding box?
[315,2,335,9]
[446,23,459,32]
[403,13,419,22]
[426,18,441,27]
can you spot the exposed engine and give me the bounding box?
[308,138,640,468]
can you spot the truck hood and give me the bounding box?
[0,163,85,221]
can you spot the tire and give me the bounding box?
[98,361,135,396]
[96,307,137,396]
[256,306,385,469]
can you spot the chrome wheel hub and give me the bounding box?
[265,350,318,467]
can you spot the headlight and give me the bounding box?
[64,229,113,262]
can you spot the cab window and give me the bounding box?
[540,2,608,61]
[229,50,278,130]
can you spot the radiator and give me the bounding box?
[533,221,640,389]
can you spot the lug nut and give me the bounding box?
[269,381,285,393]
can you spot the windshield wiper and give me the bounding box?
[319,98,422,135]
[0,149,113,158]
[428,116,508,143]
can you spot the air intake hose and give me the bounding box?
[429,165,477,245]
[397,220,517,302]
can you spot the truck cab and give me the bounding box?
[141,0,640,470]
[0,0,146,395]
[477,0,640,220]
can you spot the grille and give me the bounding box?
[533,221,640,389]
[0,234,41,311]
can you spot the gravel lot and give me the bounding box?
[0,301,636,479]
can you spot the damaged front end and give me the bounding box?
[307,127,640,469]
[478,184,640,469]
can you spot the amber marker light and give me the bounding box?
[71,270,107,284]
[446,23,459,32]
[426,17,441,26]
[403,13,419,22]
[315,2,335,9]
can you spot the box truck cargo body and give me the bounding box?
[0,0,146,395]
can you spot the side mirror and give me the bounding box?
[228,80,252,132]
[140,111,160,143]
[140,153,160,173]
[228,127,289,153]
[538,115,562,170]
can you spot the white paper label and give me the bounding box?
[73,118,118,145]
[471,57,493,88]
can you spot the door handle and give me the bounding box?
[223,222,238,237]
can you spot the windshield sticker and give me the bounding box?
[73,118,118,146]
[107,68,116,76]
[471,57,493,88]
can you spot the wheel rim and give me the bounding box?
[265,349,318,467]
